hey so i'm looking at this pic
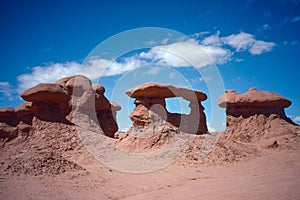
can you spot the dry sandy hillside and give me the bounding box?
[0,118,299,200]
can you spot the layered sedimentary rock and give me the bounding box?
[218,88,299,146]
[0,108,19,140]
[0,75,120,139]
[218,88,292,118]
[126,82,208,134]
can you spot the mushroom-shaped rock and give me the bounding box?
[218,88,299,145]
[126,82,207,101]
[218,88,291,108]
[21,83,69,103]
[126,82,208,134]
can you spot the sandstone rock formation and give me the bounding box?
[126,82,208,134]
[93,84,119,137]
[218,88,299,147]
[0,75,121,140]
[0,107,19,140]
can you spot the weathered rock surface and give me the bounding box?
[15,102,34,125]
[0,107,19,126]
[126,82,208,134]
[218,88,299,148]
[218,87,291,108]
[1,75,120,140]
[126,82,207,101]
[21,83,69,103]
[92,84,105,95]
[56,75,92,95]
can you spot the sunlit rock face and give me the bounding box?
[218,88,299,145]
[126,82,208,134]
[0,75,121,140]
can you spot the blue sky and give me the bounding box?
[1,0,300,130]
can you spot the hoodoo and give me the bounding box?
[0,75,121,139]
[218,88,299,146]
[126,82,208,134]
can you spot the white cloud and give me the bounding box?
[161,38,169,45]
[222,32,255,51]
[249,40,276,55]
[235,58,244,62]
[0,82,14,100]
[16,31,275,93]
[17,57,143,92]
[262,24,270,30]
[201,31,221,46]
[207,123,216,132]
[147,67,161,75]
[169,72,176,79]
[191,31,211,39]
[17,62,81,93]
[139,39,232,68]
[145,40,156,46]
[199,76,213,82]
[220,32,276,55]
[257,24,271,32]
[293,116,300,122]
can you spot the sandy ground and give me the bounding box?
[0,148,299,200]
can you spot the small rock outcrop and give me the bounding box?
[126,82,208,134]
[218,88,299,147]
[0,107,19,140]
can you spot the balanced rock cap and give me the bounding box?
[21,83,69,103]
[218,87,291,108]
[126,82,207,101]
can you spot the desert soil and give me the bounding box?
[0,147,299,200]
